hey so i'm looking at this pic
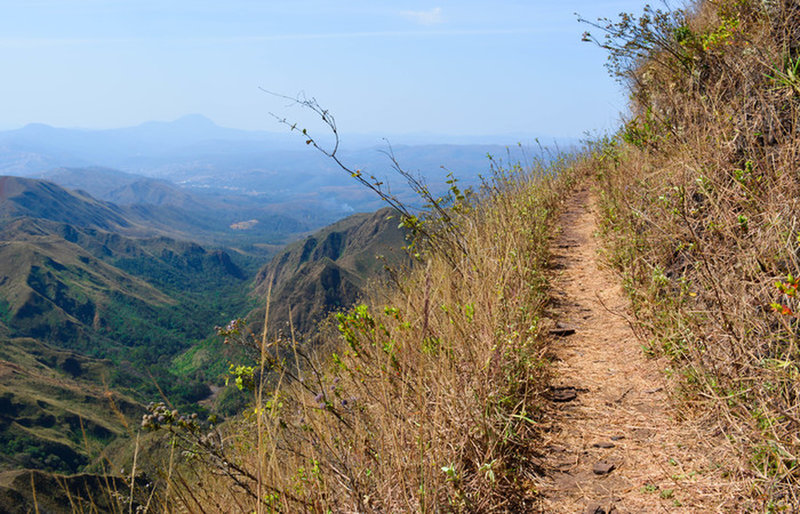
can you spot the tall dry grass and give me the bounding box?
[135,153,580,512]
[591,0,800,505]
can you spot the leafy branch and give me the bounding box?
[262,90,471,271]
[578,6,694,85]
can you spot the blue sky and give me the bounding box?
[0,1,649,138]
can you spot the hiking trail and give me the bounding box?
[534,186,740,513]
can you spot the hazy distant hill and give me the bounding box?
[0,115,290,174]
[0,176,132,232]
[33,167,200,208]
[0,116,562,217]
[0,174,318,254]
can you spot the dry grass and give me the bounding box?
[536,186,746,512]
[124,154,581,513]
[592,0,800,506]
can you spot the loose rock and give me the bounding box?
[548,387,578,402]
[583,503,605,514]
[550,324,577,337]
[592,461,616,475]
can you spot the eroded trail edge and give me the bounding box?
[535,187,736,513]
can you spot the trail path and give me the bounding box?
[535,187,739,513]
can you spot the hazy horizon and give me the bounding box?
[1,1,650,139]
[0,112,585,148]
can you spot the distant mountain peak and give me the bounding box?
[21,122,53,130]
[174,114,218,126]
[14,123,60,137]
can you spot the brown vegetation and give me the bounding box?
[147,155,579,512]
[592,0,800,506]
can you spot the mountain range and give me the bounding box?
[0,172,411,481]
[0,115,564,218]
[0,176,252,474]
[0,115,564,503]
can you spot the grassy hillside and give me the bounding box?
[0,338,139,473]
[137,149,580,511]
[0,179,263,479]
[0,218,252,362]
[586,0,800,503]
[0,469,144,514]
[250,207,410,336]
[0,230,250,475]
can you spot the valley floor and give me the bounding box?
[535,186,744,512]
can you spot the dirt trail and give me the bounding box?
[535,187,738,513]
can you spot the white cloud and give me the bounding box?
[401,7,443,26]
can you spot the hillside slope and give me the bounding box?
[0,176,132,232]
[251,207,409,335]
[34,167,202,208]
[0,214,248,358]
[0,173,316,254]
[0,177,256,478]
[0,338,140,473]
[140,144,579,511]
[587,0,800,505]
